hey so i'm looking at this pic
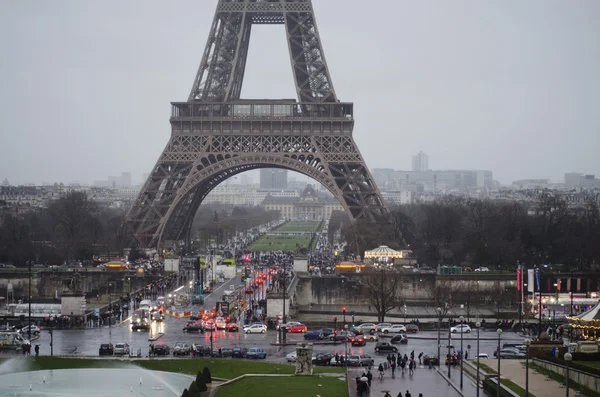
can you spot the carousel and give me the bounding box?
[364,245,405,265]
[567,301,600,341]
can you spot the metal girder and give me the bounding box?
[125,0,389,249]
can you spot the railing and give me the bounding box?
[171,101,353,121]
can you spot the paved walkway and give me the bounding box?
[492,359,579,397]
[348,365,463,397]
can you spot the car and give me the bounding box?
[405,324,420,333]
[277,321,302,331]
[351,336,366,346]
[153,345,170,356]
[347,354,375,367]
[173,342,191,356]
[191,344,212,357]
[355,323,378,334]
[215,317,227,330]
[495,348,526,359]
[113,342,130,356]
[184,322,204,333]
[502,343,527,352]
[152,311,164,322]
[423,354,439,366]
[220,347,233,357]
[450,324,472,334]
[374,342,398,353]
[377,323,392,331]
[474,267,490,272]
[320,328,334,337]
[246,347,267,359]
[20,325,41,335]
[286,352,297,362]
[380,324,406,334]
[231,346,248,358]
[99,343,114,356]
[203,286,213,294]
[287,323,308,333]
[313,353,335,366]
[244,324,267,334]
[203,321,215,331]
[226,322,239,332]
[390,334,408,344]
[329,331,354,342]
[476,353,490,359]
[304,330,324,340]
[362,334,379,342]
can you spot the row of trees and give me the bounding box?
[0,192,280,265]
[345,193,600,270]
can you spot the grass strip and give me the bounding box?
[214,375,347,397]
[530,363,600,397]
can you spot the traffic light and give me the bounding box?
[342,307,346,314]
[334,317,337,322]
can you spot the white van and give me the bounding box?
[0,331,30,353]
[139,299,152,311]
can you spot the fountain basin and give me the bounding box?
[0,367,194,396]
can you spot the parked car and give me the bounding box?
[380,324,406,334]
[231,346,248,358]
[191,344,211,357]
[474,267,490,272]
[113,342,130,356]
[347,354,375,367]
[390,334,408,344]
[286,352,298,362]
[377,323,392,332]
[423,354,439,366]
[355,323,378,335]
[246,347,267,359]
[287,323,308,333]
[244,324,267,334]
[496,348,526,359]
[304,330,324,340]
[313,353,335,366]
[220,347,233,357]
[374,342,398,353]
[173,342,191,356]
[20,325,41,336]
[351,335,366,346]
[99,343,114,356]
[476,353,490,359]
[153,345,170,356]
[450,324,472,334]
[405,324,420,333]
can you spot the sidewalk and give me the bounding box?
[493,359,579,397]
[348,365,463,397]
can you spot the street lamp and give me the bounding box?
[496,328,503,397]
[524,338,531,397]
[344,324,349,363]
[448,315,452,378]
[476,322,481,397]
[565,352,573,397]
[460,315,464,389]
[108,282,113,336]
[437,307,442,368]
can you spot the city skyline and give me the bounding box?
[1,0,599,186]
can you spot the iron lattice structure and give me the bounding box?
[125,0,390,248]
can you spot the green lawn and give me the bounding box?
[214,375,347,397]
[4,357,343,379]
[575,361,600,370]
[248,235,312,252]
[273,221,322,233]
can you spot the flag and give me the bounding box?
[557,278,561,292]
[577,278,581,292]
[535,268,541,292]
[517,269,522,292]
[567,278,571,292]
[528,269,535,293]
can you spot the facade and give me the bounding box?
[381,191,412,205]
[372,168,494,191]
[260,169,288,189]
[262,185,343,220]
[411,151,429,172]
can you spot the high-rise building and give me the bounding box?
[260,169,288,189]
[412,151,429,172]
[120,172,132,188]
[564,173,583,188]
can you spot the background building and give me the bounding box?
[262,185,342,220]
[412,151,429,172]
[260,169,288,189]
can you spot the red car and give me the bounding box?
[226,323,239,332]
[287,323,308,333]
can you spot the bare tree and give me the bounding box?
[361,266,403,323]
[425,279,454,320]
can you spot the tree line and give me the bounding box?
[0,191,280,265]
[344,192,600,270]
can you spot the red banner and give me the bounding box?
[557,278,561,292]
[567,278,571,292]
[577,278,581,292]
[516,269,522,292]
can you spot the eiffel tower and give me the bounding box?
[125,0,390,248]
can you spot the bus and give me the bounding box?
[222,258,236,266]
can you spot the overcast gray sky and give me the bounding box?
[1,0,598,185]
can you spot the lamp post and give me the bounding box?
[49,316,54,357]
[108,282,113,336]
[437,307,442,368]
[570,291,574,342]
[496,328,503,397]
[448,316,452,378]
[27,260,32,342]
[460,315,464,389]
[524,338,531,397]
[344,324,349,363]
[565,352,573,397]
[476,322,481,397]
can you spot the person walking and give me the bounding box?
[378,363,385,379]
[405,391,412,397]
[400,358,406,375]
[418,352,423,365]
[390,361,396,378]
[366,370,373,387]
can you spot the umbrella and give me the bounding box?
[360,377,368,382]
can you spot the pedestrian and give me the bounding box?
[387,353,392,365]
[366,370,372,387]
[391,361,396,377]
[409,360,414,375]
[378,363,385,379]
[34,345,40,356]
[400,358,406,375]
[391,354,396,365]
[465,350,469,360]
[418,352,423,365]
[405,391,412,397]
